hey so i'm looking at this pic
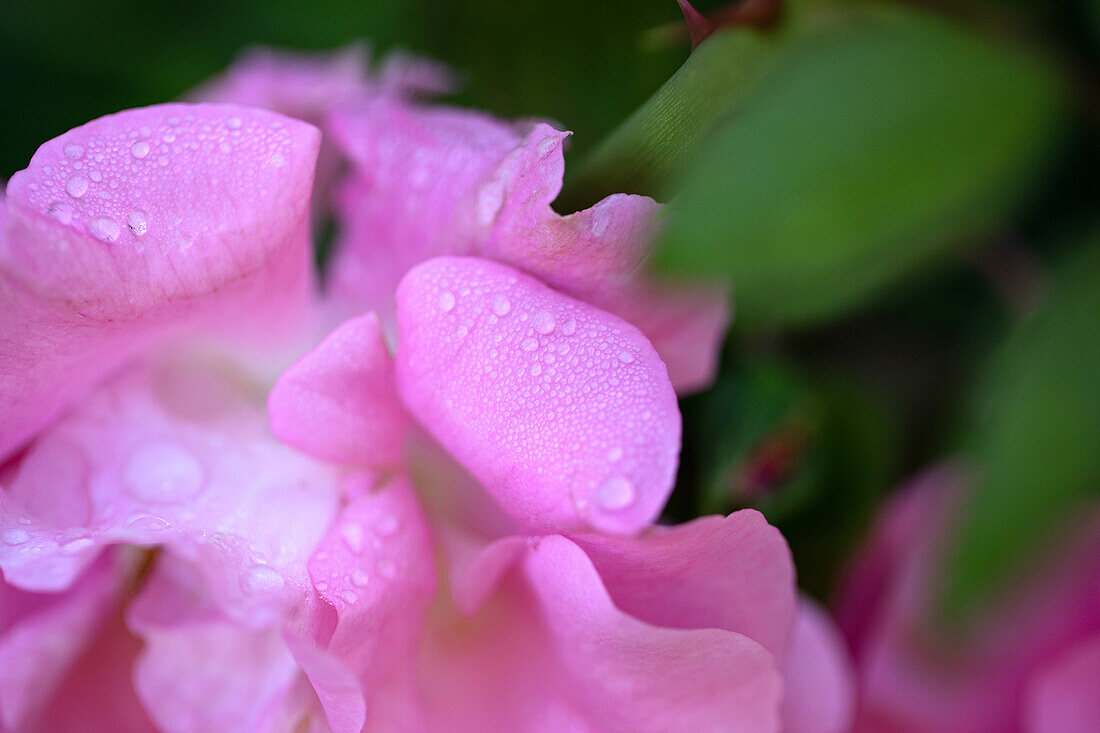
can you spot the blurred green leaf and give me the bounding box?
[643,1,1067,326]
[938,235,1100,624]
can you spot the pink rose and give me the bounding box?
[837,465,1100,733]
[0,51,851,732]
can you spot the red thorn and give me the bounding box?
[677,0,718,50]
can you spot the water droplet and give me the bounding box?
[341,523,365,553]
[64,143,84,159]
[521,338,538,352]
[122,442,205,503]
[560,318,577,336]
[58,537,95,556]
[268,152,287,168]
[226,117,242,129]
[2,529,31,546]
[87,217,121,243]
[607,447,623,462]
[596,476,635,511]
[66,176,88,198]
[530,363,543,376]
[533,310,555,335]
[617,351,635,364]
[438,291,456,312]
[89,171,102,182]
[219,142,232,154]
[537,136,558,156]
[376,559,396,579]
[126,514,170,532]
[127,210,148,236]
[492,294,512,316]
[241,564,284,594]
[46,201,73,225]
[130,141,150,159]
[315,580,329,592]
[338,590,358,604]
[351,568,371,587]
[375,516,399,536]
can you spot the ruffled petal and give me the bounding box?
[268,313,409,469]
[0,359,340,610]
[570,509,796,659]
[301,478,437,733]
[420,533,783,733]
[781,599,856,733]
[395,256,680,534]
[0,550,134,730]
[1025,634,1100,733]
[127,554,305,733]
[1,103,320,459]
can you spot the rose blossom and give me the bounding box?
[0,50,852,733]
[837,465,1100,733]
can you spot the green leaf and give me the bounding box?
[938,237,1100,624]
[648,1,1068,326]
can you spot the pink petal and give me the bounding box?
[0,551,133,730]
[419,533,783,732]
[30,580,157,733]
[523,535,783,732]
[781,599,856,733]
[327,99,727,393]
[0,359,340,609]
[301,478,437,733]
[395,256,680,534]
[268,313,409,469]
[327,99,527,319]
[591,280,731,394]
[1026,634,1100,733]
[127,555,305,733]
[1,103,320,459]
[570,509,796,659]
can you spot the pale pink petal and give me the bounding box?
[0,359,340,612]
[395,256,680,534]
[30,584,157,733]
[781,599,857,733]
[268,313,409,469]
[570,509,796,659]
[523,535,783,732]
[1025,634,1100,733]
[327,99,525,318]
[419,533,782,733]
[127,555,304,733]
[301,478,437,733]
[591,280,730,394]
[1,103,320,459]
[0,551,132,730]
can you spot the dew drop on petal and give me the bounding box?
[338,590,358,604]
[596,476,635,511]
[122,442,205,503]
[376,559,396,579]
[341,523,365,553]
[64,143,84,160]
[521,338,538,352]
[560,318,577,336]
[533,310,555,335]
[375,516,399,537]
[47,201,73,225]
[351,568,371,587]
[126,514,170,532]
[87,217,122,243]
[58,537,96,556]
[66,176,88,198]
[241,565,285,594]
[226,116,242,129]
[492,294,512,316]
[127,210,148,236]
[438,291,456,312]
[130,141,150,159]
[617,351,635,364]
[2,529,31,546]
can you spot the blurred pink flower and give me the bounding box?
[837,465,1100,733]
[0,51,849,732]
